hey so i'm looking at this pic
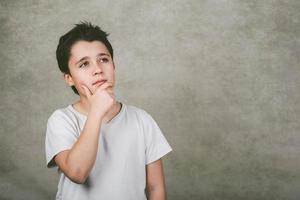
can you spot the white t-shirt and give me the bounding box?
[45,102,172,200]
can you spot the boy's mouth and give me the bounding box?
[92,79,106,86]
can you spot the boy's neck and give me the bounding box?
[72,99,122,124]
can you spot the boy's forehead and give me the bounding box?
[70,40,110,60]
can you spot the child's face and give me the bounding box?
[64,40,115,96]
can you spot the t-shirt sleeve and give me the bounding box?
[45,110,78,168]
[141,111,173,165]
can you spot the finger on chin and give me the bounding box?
[82,85,93,97]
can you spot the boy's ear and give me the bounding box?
[63,73,75,86]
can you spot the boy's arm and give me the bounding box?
[54,110,104,184]
[146,159,167,200]
[54,82,114,184]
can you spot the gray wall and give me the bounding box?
[1,0,299,199]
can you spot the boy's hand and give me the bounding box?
[81,82,116,118]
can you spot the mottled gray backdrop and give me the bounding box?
[0,0,299,200]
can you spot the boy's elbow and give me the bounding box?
[69,174,87,184]
[68,168,89,184]
[55,151,90,184]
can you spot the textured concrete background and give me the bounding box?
[1,0,300,199]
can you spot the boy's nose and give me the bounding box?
[93,63,103,75]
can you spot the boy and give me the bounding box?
[45,22,172,200]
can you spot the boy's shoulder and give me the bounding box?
[125,103,157,125]
[47,105,76,123]
[125,103,153,117]
[126,104,147,114]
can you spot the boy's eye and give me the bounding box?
[79,61,89,68]
[99,57,109,63]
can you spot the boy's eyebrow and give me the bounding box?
[97,53,111,58]
[75,53,111,65]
